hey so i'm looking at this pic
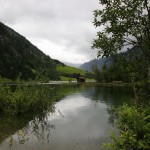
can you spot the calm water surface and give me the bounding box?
[0,85,133,150]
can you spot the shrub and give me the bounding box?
[102,103,150,150]
[0,83,55,115]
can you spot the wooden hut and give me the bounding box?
[77,77,85,83]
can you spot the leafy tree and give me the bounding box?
[92,0,150,81]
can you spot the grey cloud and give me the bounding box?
[0,0,99,65]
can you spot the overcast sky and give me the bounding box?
[0,0,99,67]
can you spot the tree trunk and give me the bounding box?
[147,8,150,81]
[148,52,150,81]
[147,47,150,94]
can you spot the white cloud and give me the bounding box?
[0,0,99,65]
[30,38,90,64]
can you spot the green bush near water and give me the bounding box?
[0,84,55,115]
[102,103,150,150]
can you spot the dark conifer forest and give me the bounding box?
[0,22,61,80]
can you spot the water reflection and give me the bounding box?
[0,85,133,150]
[0,110,55,144]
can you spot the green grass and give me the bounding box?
[0,77,13,83]
[56,65,86,75]
[59,76,76,81]
[56,65,97,81]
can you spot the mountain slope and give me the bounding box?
[79,58,111,72]
[57,65,86,75]
[0,22,59,80]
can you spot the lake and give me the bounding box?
[0,84,133,150]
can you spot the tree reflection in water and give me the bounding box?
[0,105,57,148]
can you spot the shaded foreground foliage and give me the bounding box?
[0,83,56,115]
[102,103,150,150]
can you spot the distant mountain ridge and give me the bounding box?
[80,46,143,72]
[79,57,111,72]
[0,22,62,80]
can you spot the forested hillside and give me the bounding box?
[0,22,59,80]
